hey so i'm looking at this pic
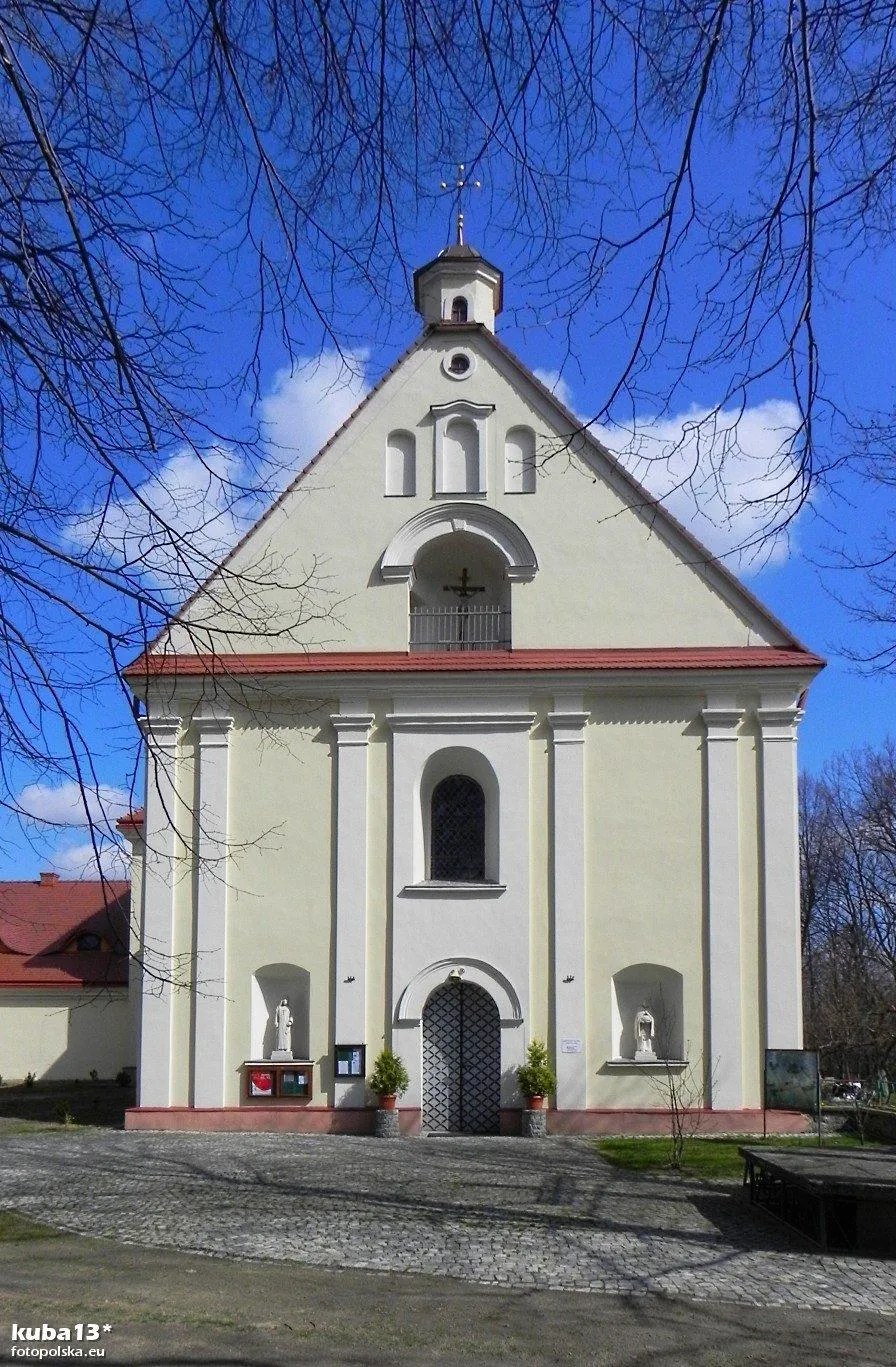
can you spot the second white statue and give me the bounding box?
[271,997,294,1060]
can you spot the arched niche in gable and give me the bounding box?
[431,400,493,496]
[385,429,416,496]
[504,425,536,493]
[440,418,479,493]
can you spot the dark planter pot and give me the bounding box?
[525,1095,545,1110]
[378,1093,398,1110]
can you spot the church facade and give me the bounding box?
[123,242,822,1133]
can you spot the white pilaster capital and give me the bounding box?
[702,707,744,741]
[547,712,590,745]
[193,714,234,748]
[331,713,375,745]
[138,715,181,750]
[756,706,803,741]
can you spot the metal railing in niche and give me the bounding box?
[410,606,510,651]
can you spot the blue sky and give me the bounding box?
[2,183,895,879]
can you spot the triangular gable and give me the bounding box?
[135,322,809,660]
[480,328,808,652]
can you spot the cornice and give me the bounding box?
[386,712,536,732]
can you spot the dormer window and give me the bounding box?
[450,296,469,323]
[75,933,101,952]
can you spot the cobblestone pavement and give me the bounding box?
[0,1133,893,1315]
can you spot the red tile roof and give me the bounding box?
[116,810,144,834]
[0,878,130,989]
[125,645,823,680]
[0,952,128,989]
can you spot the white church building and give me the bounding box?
[123,239,823,1134]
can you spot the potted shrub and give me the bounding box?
[368,1048,409,1110]
[517,1039,556,1109]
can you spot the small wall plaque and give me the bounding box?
[561,1038,583,1054]
[334,1044,366,1079]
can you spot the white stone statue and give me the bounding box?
[634,1006,657,1061]
[271,997,294,1060]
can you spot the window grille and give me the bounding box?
[431,775,486,880]
[450,296,468,323]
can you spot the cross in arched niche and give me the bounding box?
[443,567,486,648]
[443,567,485,601]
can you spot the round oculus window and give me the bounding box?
[443,350,475,379]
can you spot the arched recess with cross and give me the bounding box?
[380,504,538,653]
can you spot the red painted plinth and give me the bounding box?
[546,1109,811,1136]
[125,1106,811,1136]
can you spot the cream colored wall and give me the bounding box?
[184,677,772,1114]
[586,695,708,1107]
[0,990,132,1081]
[528,702,551,1046]
[221,700,336,1106]
[738,719,763,1108]
[124,838,144,1077]
[168,747,195,1106]
[366,710,390,1059]
[168,330,789,657]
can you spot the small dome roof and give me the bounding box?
[412,242,504,318]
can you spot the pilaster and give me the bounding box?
[332,703,374,1106]
[191,712,233,1108]
[758,696,804,1050]
[703,697,744,1109]
[136,715,181,1108]
[548,697,589,1110]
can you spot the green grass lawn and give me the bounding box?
[0,1210,60,1241]
[595,1132,879,1179]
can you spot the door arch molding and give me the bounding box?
[396,957,523,1025]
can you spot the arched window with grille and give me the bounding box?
[450,295,469,323]
[430,774,486,881]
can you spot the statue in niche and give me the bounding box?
[634,1006,657,1061]
[271,998,294,1060]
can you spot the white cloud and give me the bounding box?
[68,444,248,593]
[536,369,804,571]
[51,839,128,880]
[17,782,132,830]
[67,350,371,592]
[595,401,805,570]
[259,349,370,488]
[534,368,579,415]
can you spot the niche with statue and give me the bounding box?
[610,963,685,1063]
[242,962,313,1103]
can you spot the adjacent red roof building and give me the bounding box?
[0,873,130,989]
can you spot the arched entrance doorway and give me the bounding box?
[422,980,500,1133]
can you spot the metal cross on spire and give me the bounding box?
[440,163,482,245]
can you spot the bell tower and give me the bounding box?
[413,243,503,333]
[414,165,502,331]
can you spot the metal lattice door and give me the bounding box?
[422,981,500,1134]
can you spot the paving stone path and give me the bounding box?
[0,1132,893,1314]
